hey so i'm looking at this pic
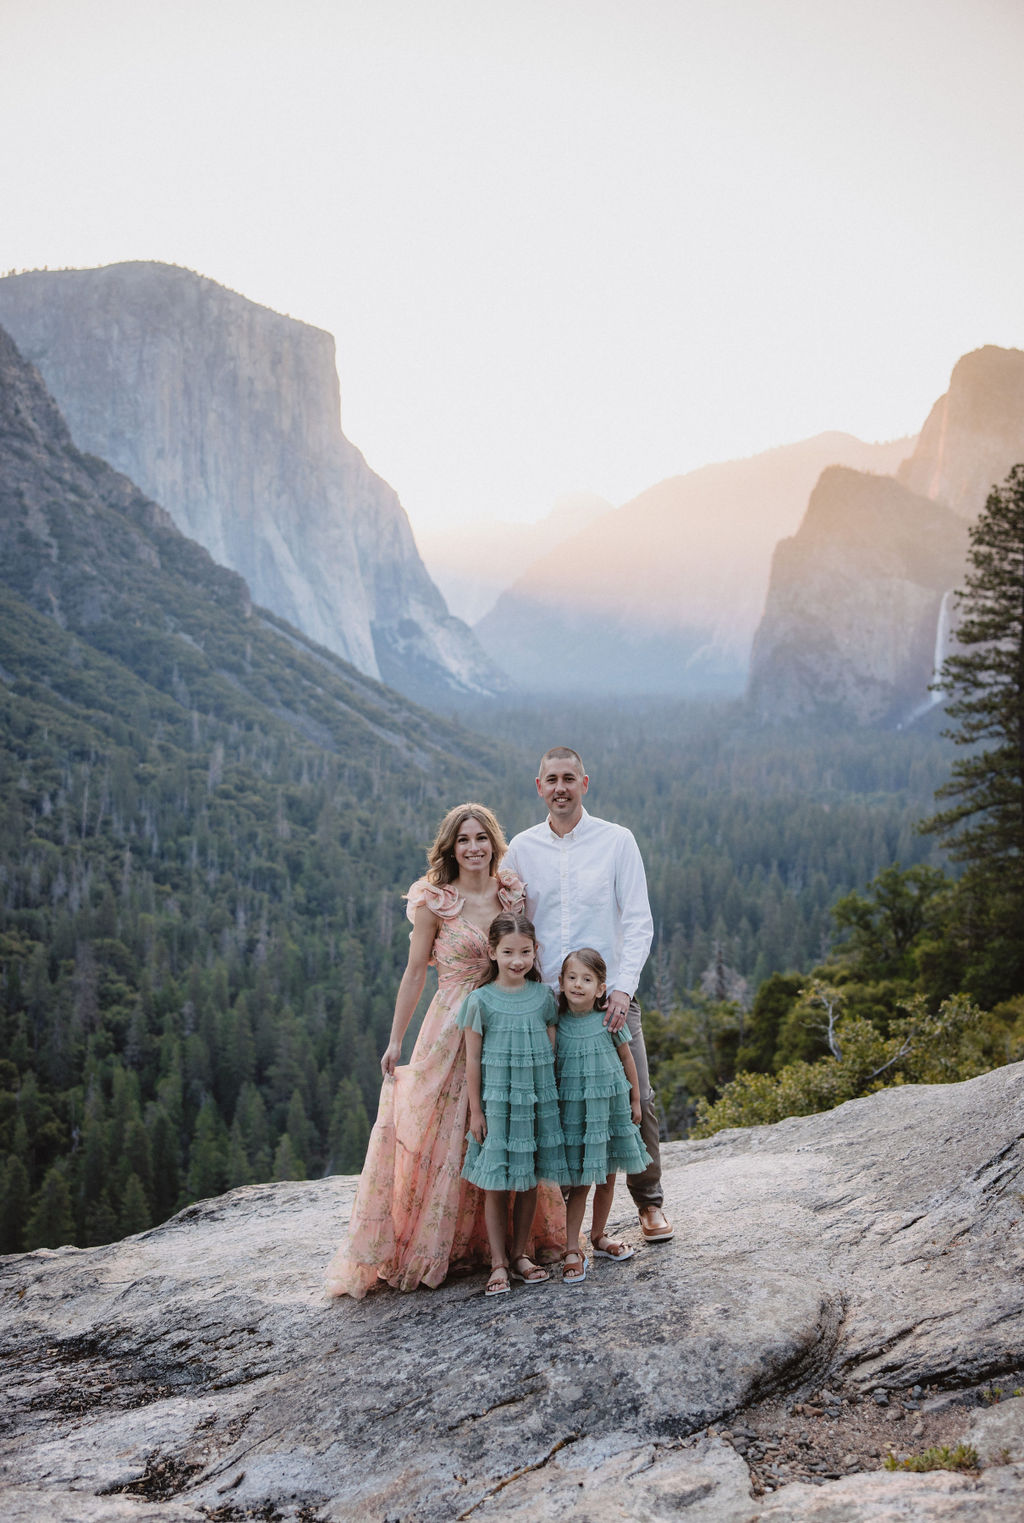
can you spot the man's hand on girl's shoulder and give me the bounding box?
[604,991,630,1033]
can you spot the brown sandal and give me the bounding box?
[510,1255,549,1285]
[562,1249,587,1285]
[485,1264,510,1296]
[591,1233,635,1262]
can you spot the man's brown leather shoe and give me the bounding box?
[638,1205,674,1242]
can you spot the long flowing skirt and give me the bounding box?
[326,989,565,1298]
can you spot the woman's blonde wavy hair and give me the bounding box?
[426,803,507,886]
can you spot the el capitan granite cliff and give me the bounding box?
[0,261,507,704]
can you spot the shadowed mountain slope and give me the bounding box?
[0,318,508,1243]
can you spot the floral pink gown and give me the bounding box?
[326,870,565,1298]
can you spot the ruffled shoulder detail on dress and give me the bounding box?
[496,867,526,912]
[404,876,463,925]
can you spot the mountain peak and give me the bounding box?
[897,344,1024,517]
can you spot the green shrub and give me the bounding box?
[884,1443,978,1473]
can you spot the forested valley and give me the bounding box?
[2,320,1022,1257]
[0,631,967,1254]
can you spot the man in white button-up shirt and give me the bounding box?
[503,746,673,1246]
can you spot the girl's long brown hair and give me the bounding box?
[483,911,542,985]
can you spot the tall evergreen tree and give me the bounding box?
[186,1098,228,1200]
[272,1132,304,1181]
[118,1172,151,1237]
[147,1103,181,1225]
[0,1155,30,1252]
[922,464,1024,998]
[328,1078,370,1174]
[24,1161,75,1249]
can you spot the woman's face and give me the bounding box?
[453,816,493,875]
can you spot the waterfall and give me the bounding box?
[904,587,957,725]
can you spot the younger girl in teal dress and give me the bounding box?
[457,912,567,1296]
[556,947,652,1285]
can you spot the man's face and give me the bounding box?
[536,756,588,826]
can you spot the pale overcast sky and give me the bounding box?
[3,0,1023,531]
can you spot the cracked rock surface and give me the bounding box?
[1,1063,1022,1522]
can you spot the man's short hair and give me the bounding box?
[538,746,586,778]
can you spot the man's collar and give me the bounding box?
[546,807,590,840]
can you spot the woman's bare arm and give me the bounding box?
[380,903,438,1076]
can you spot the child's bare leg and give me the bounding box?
[510,1186,538,1261]
[509,1187,548,1281]
[591,1173,634,1260]
[483,1189,510,1273]
[564,1185,590,1270]
[590,1174,616,1242]
[564,1186,590,1282]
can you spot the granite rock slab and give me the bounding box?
[1,1062,1021,1521]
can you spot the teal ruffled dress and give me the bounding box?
[457,983,568,1192]
[556,1008,653,1186]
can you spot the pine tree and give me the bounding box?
[225,1118,253,1188]
[83,1189,120,1248]
[146,1103,180,1224]
[328,1078,370,1174]
[0,1155,30,1252]
[272,1132,305,1181]
[122,1116,153,1204]
[186,1098,228,1200]
[285,1088,312,1172]
[923,464,1024,998]
[118,1172,151,1237]
[235,1082,272,1178]
[24,1162,76,1249]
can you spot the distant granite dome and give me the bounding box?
[747,468,969,725]
[898,345,1024,517]
[0,262,507,703]
[747,345,1024,726]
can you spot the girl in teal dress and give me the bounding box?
[457,912,567,1296]
[556,948,652,1285]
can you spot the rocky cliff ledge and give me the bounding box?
[0,263,506,703]
[2,1065,1022,1522]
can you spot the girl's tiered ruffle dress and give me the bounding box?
[457,983,568,1192]
[325,872,565,1298]
[555,1008,652,1185]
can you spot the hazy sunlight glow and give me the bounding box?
[4,0,1023,532]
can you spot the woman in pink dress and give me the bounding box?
[326,802,564,1297]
